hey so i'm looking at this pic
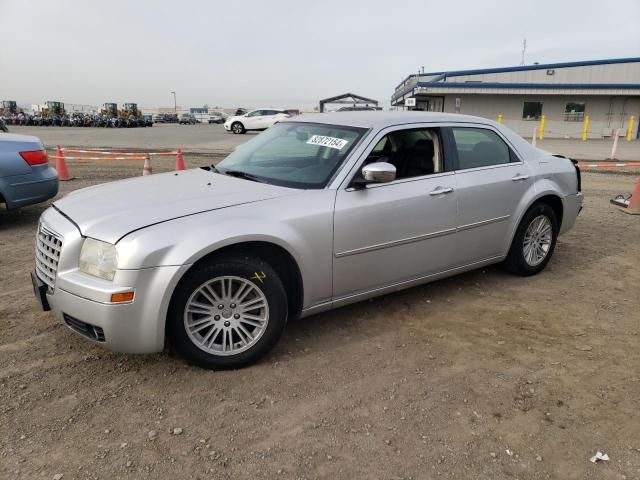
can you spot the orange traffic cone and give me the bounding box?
[142,155,152,176]
[175,148,185,171]
[55,145,73,181]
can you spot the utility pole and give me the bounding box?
[171,91,177,113]
[520,38,527,66]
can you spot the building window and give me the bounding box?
[522,102,543,120]
[564,102,585,122]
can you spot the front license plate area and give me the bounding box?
[31,271,51,311]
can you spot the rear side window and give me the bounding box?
[452,127,511,170]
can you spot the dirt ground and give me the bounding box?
[1,157,639,480]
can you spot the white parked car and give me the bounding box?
[224,108,290,134]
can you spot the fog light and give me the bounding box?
[110,292,135,303]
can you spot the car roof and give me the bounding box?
[288,111,496,129]
[286,111,542,159]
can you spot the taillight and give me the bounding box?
[20,149,49,166]
[570,158,581,192]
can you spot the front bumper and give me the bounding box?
[34,207,189,354]
[43,266,186,353]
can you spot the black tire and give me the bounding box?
[503,203,558,276]
[231,122,245,134]
[167,254,288,369]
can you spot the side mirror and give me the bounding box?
[361,162,396,183]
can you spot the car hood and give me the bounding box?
[53,168,297,244]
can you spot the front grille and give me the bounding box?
[63,314,106,342]
[35,223,63,290]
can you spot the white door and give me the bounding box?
[244,110,265,129]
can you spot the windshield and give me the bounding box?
[216,122,366,189]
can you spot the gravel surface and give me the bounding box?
[1,161,639,479]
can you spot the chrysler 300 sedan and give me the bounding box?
[32,112,582,369]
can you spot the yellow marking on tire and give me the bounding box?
[251,271,266,283]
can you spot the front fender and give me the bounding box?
[116,192,335,309]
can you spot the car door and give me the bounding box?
[244,110,265,129]
[448,125,533,264]
[262,110,286,129]
[333,125,458,300]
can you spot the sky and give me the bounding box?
[1,0,639,110]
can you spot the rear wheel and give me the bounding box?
[504,203,558,276]
[231,122,245,134]
[167,255,287,369]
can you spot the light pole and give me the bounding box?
[170,91,176,113]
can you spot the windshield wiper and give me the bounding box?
[208,164,219,173]
[222,169,265,183]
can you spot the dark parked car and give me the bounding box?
[1,134,58,209]
[208,111,227,124]
[179,113,197,125]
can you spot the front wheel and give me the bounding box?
[503,203,558,276]
[167,255,288,369]
[231,122,245,134]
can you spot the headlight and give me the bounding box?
[79,238,118,281]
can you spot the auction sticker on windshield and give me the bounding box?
[306,135,349,150]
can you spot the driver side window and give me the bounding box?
[363,128,443,180]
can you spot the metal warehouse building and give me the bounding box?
[391,57,640,139]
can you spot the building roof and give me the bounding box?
[395,57,640,90]
[392,57,640,103]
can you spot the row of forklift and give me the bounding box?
[0,101,152,128]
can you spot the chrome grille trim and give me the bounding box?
[35,223,63,291]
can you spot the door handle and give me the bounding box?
[429,187,454,195]
[512,174,529,182]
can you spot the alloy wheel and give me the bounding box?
[522,215,553,266]
[184,276,269,356]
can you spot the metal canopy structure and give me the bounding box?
[319,93,378,112]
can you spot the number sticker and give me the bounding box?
[306,135,349,150]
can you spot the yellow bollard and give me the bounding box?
[497,114,503,124]
[582,115,590,141]
[627,115,635,141]
[539,115,546,140]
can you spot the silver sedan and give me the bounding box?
[32,112,582,369]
